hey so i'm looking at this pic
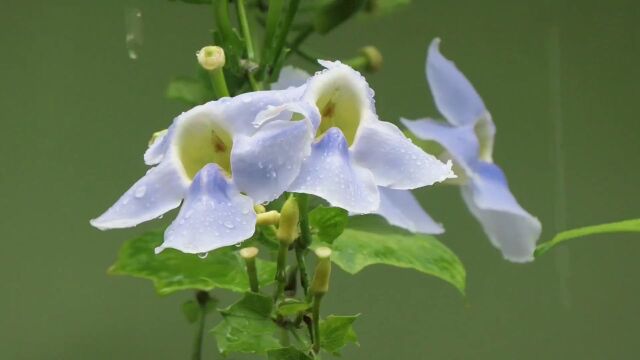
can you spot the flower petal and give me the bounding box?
[271,66,310,90]
[374,187,444,234]
[289,128,379,213]
[352,119,455,189]
[232,119,314,203]
[156,164,256,254]
[144,126,173,165]
[90,155,189,230]
[401,117,479,175]
[461,162,541,263]
[427,38,488,127]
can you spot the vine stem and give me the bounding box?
[235,0,256,61]
[311,293,323,354]
[273,241,289,301]
[296,193,312,294]
[192,291,210,360]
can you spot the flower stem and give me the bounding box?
[296,193,312,294]
[235,0,256,61]
[192,291,210,360]
[311,293,323,354]
[273,241,289,301]
[208,68,230,98]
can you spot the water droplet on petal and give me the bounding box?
[134,186,146,198]
[224,221,235,229]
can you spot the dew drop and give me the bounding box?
[134,186,146,198]
[198,252,208,259]
[223,221,235,229]
[124,7,143,60]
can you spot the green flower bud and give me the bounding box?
[310,247,332,295]
[277,196,299,245]
[360,46,383,73]
[256,210,281,226]
[197,46,226,71]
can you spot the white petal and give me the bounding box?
[374,187,444,234]
[352,119,455,189]
[271,66,310,90]
[144,126,173,165]
[232,119,314,203]
[156,164,256,254]
[289,128,379,213]
[401,117,479,175]
[427,38,488,127]
[461,162,541,263]
[90,155,189,230]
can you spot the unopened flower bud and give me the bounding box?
[239,246,259,260]
[310,247,332,295]
[197,46,226,71]
[256,210,281,226]
[277,196,299,245]
[360,46,383,73]
[254,204,267,214]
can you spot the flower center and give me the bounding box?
[313,81,363,146]
[175,112,233,180]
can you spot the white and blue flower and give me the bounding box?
[402,39,542,262]
[90,88,314,254]
[269,63,454,220]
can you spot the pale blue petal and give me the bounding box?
[232,119,314,204]
[289,128,379,213]
[271,66,310,90]
[352,119,455,189]
[144,125,174,165]
[90,155,189,230]
[461,162,541,263]
[427,38,488,127]
[156,164,256,254]
[401,117,479,175]
[374,187,444,234]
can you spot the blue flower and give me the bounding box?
[90,87,313,254]
[402,39,541,262]
[266,62,455,214]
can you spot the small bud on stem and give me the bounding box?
[310,247,332,354]
[239,247,260,293]
[277,196,300,245]
[196,45,230,98]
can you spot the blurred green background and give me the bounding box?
[1,0,639,358]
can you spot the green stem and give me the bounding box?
[343,55,368,72]
[212,0,235,45]
[311,293,323,354]
[273,241,289,301]
[235,0,256,61]
[261,0,284,63]
[296,193,312,294]
[288,25,314,55]
[208,68,230,98]
[268,0,301,78]
[192,291,210,360]
[244,256,260,293]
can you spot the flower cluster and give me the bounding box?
[91,58,455,255]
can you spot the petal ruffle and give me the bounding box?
[90,155,189,230]
[352,119,455,189]
[461,162,541,263]
[374,187,444,234]
[427,38,488,127]
[156,164,256,254]
[271,66,310,90]
[288,128,379,213]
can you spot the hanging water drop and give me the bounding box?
[124,7,143,60]
[197,252,208,259]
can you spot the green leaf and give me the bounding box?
[211,292,281,354]
[316,228,466,294]
[314,0,367,34]
[320,315,359,355]
[535,218,640,257]
[108,231,277,295]
[268,347,313,360]
[309,206,349,244]
[276,298,311,316]
[165,76,213,105]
